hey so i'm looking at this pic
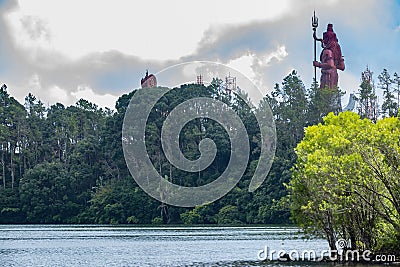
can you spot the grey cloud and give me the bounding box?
[20,15,51,41]
[0,1,170,106]
[182,0,400,94]
[1,0,399,108]
[0,6,164,106]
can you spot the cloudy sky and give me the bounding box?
[1,0,400,109]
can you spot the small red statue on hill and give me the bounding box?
[141,70,157,88]
[313,23,345,90]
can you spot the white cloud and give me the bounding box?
[339,71,360,94]
[227,53,256,82]
[9,74,117,109]
[257,45,288,66]
[71,86,118,109]
[226,45,289,95]
[2,0,400,110]
[27,74,71,104]
[19,74,73,106]
[48,85,70,104]
[5,0,291,61]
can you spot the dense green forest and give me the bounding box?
[0,70,307,224]
[0,67,399,235]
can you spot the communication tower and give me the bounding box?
[359,66,378,121]
[225,73,236,93]
[196,74,203,85]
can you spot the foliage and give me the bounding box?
[20,162,74,223]
[2,65,397,256]
[217,205,242,224]
[378,69,398,117]
[0,69,327,226]
[0,80,291,225]
[356,72,378,121]
[289,111,400,252]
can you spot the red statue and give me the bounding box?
[141,70,157,88]
[313,23,345,90]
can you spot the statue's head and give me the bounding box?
[322,23,344,70]
[323,24,338,47]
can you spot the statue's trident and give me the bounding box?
[312,11,319,82]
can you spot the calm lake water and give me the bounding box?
[0,225,330,266]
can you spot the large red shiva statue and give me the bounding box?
[313,23,345,90]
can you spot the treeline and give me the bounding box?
[356,68,400,120]
[0,69,331,225]
[0,79,294,224]
[1,67,398,227]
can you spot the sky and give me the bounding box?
[1,0,400,109]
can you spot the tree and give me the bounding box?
[0,84,27,189]
[181,204,216,224]
[260,70,310,223]
[19,162,72,223]
[392,72,400,114]
[86,179,160,224]
[24,93,46,168]
[356,67,378,121]
[308,79,343,124]
[289,112,400,252]
[217,205,242,224]
[378,69,397,117]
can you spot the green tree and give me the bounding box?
[0,74,309,225]
[181,204,216,224]
[289,112,400,252]
[217,205,242,224]
[19,162,74,223]
[87,179,160,224]
[308,80,343,124]
[260,70,310,224]
[181,208,202,224]
[392,72,400,114]
[378,69,397,117]
[0,84,27,190]
[356,68,378,121]
[24,93,46,169]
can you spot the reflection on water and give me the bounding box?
[0,225,332,266]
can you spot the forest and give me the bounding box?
[0,75,297,225]
[0,67,399,254]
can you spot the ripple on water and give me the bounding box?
[0,225,329,267]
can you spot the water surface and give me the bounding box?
[0,225,329,266]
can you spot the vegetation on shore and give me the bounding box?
[289,112,400,255]
[0,67,399,256]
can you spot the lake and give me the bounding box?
[0,225,330,266]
